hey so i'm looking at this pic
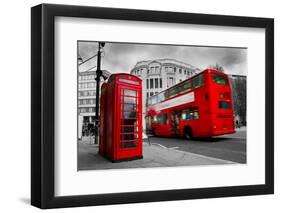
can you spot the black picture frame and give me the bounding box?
[31,3,274,209]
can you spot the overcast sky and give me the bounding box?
[78,41,247,76]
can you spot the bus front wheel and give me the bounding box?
[184,127,192,140]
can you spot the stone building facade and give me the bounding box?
[130,58,200,129]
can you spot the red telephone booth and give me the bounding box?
[99,73,143,162]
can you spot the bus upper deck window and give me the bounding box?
[181,81,191,93]
[158,92,165,102]
[192,75,203,88]
[151,96,158,105]
[212,73,227,85]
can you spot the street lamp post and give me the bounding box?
[94,42,105,144]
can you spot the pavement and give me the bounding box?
[78,140,235,171]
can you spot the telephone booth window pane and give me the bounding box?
[124,104,136,111]
[121,125,138,133]
[124,111,137,118]
[121,120,137,130]
[121,134,134,140]
[122,141,137,148]
[124,89,136,97]
[121,133,138,141]
[124,96,136,104]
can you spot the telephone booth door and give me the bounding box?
[99,73,142,162]
[116,84,142,160]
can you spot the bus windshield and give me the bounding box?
[212,73,228,85]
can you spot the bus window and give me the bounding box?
[151,95,158,105]
[219,101,230,109]
[181,110,187,120]
[152,115,158,124]
[181,109,192,120]
[164,90,169,99]
[158,92,165,103]
[181,80,192,93]
[181,108,199,120]
[212,73,227,85]
[147,98,152,106]
[193,109,199,119]
[192,75,203,88]
[157,113,168,124]
[169,86,179,98]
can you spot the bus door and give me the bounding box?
[170,111,180,136]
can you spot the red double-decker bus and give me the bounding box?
[145,68,235,139]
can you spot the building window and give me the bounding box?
[168,77,174,87]
[174,67,177,73]
[179,68,182,74]
[155,79,159,88]
[150,79,154,89]
[160,79,162,88]
[150,92,154,96]
[88,82,95,88]
[146,79,149,89]
[184,70,187,75]
[146,92,149,98]
[89,90,95,96]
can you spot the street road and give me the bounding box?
[146,129,246,163]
